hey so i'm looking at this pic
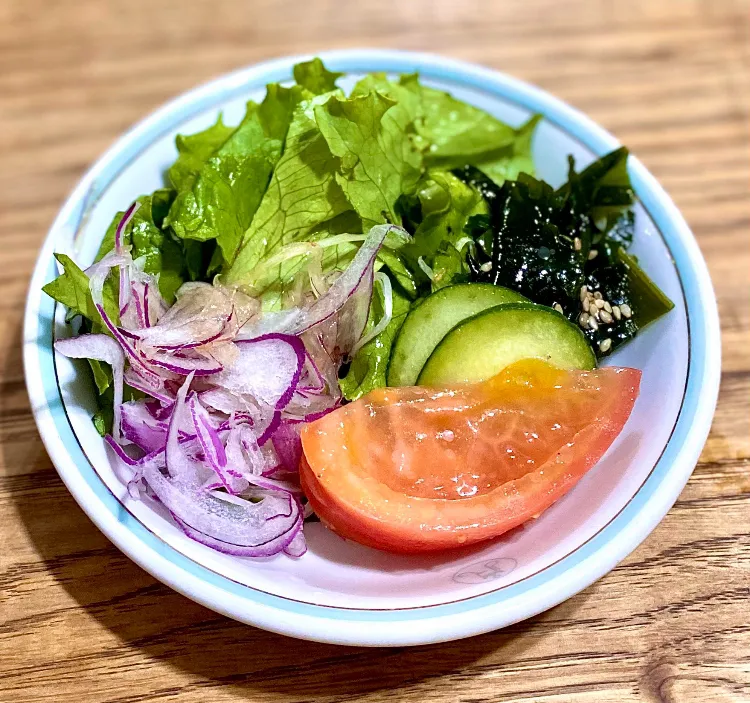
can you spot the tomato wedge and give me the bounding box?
[300,359,641,553]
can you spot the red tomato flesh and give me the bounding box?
[300,359,641,553]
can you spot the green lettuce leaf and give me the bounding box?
[385,77,540,183]
[89,358,112,395]
[182,240,216,282]
[376,249,418,298]
[315,91,422,228]
[42,253,119,324]
[340,283,411,401]
[293,58,343,95]
[168,119,235,193]
[351,72,424,127]
[166,85,306,265]
[43,256,122,394]
[472,115,540,185]
[401,170,487,289]
[224,92,352,287]
[417,84,516,162]
[353,71,539,186]
[92,406,112,437]
[350,73,537,185]
[430,241,468,291]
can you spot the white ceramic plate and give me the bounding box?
[24,49,720,647]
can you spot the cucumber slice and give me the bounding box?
[418,303,596,385]
[387,283,529,387]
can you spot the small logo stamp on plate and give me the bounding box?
[452,557,518,584]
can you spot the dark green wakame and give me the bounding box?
[456,148,674,357]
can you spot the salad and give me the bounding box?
[45,58,673,557]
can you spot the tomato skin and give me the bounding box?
[300,360,641,554]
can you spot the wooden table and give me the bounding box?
[2,0,749,701]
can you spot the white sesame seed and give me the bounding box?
[593,291,603,300]
[588,317,599,331]
[480,261,493,272]
[553,303,564,314]
[579,312,590,328]
[579,285,588,302]
[574,237,582,251]
[612,305,622,320]
[603,301,612,313]
[582,297,590,312]
[620,303,632,318]
[599,338,612,353]
[600,310,613,324]
[595,298,606,309]
[588,249,599,261]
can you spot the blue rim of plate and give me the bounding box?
[27,50,719,634]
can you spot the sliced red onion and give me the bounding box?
[250,431,279,480]
[235,308,305,340]
[270,422,302,473]
[96,302,162,383]
[247,474,303,495]
[137,268,168,327]
[172,510,302,558]
[199,387,254,415]
[104,434,166,470]
[114,202,140,255]
[165,372,201,484]
[200,393,277,447]
[188,392,229,481]
[117,326,142,341]
[87,250,130,314]
[112,204,140,319]
[142,282,154,327]
[222,428,254,492]
[283,384,339,420]
[283,528,308,558]
[204,474,249,495]
[119,264,164,331]
[228,425,263,475]
[55,334,125,443]
[144,464,302,557]
[300,330,341,401]
[230,411,255,426]
[119,265,131,318]
[125,367,174,404]
[297,349,326,392]
[145,399,163,418]
[284,405,337,424]
[256,411,281,446]
[131,281,147,327]
[121,400,169,453]
[350,270,393,356]
[58,218,383,560]
[134,282,234,350]
[214,334,305,410]
[290,224,400,346]
[220,423,282,494]
[150,350,224,377]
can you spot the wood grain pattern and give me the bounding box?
[1,0,749,701]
